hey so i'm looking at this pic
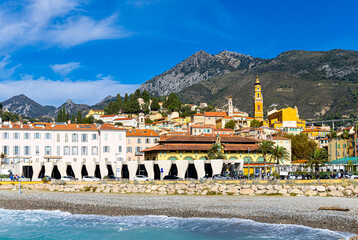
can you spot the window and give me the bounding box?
[24,146,31,155]
[257,93,259,98]
[57,133,60,142]
[72,133,78,142]
[118,133,122,141]
[136,147,141,153]
[45,133,52,140]
[92,134,97,140]
[81,134,88,142]
[104,133,108,140]
[14,146,19,155]
[92,146,98,155]
[34,133,41,139]
[137,138,141,144]
[13,133,19,139]
[128,138,131,144]
[24,133,30,139]
[146,138,151,144]
[2,146,9,155]
[81,146,88,155]
[127,147,132,153]
[72,146,78,155]
[103,146,110,153]
[57,146,60,156]
[2,132,9,139]
[118,146,122,153]
[64,146,70,155]
[65,133,68,142]
[36,146,39,156]
[45,146,51,155]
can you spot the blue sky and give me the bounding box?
[0,0,357,106]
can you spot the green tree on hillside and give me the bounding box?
[286,133,317,160]
[150,97,160,111]
[250,119,260,128]
[163,93,181,112]
[76,111,83,124]
[142,90,150,103]
[224,120,236,130]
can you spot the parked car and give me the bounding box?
[212,174,231,180]
[133,175,153,181]
[163,175,183,181]
[104,175,119,180]
[82,176,100,182]
[351,175,358,179]
[60,176,76,181]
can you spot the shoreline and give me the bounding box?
[0,191,357,237]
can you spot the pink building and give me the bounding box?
[126,129,160,161]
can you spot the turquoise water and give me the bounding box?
[0,209,354,240]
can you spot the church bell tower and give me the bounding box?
[254,76,263,121]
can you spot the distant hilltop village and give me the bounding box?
[0,76,357,181]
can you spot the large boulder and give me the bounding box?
[240,188,255,195]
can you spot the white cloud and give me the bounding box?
[96,73,115,81]
[0,55,20,79]
[126,0,160,8]
[0,76,139,106]
[50,62,80,76]
[0,0,129,52]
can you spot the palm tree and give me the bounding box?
[306,148,328,176]
[257,140,274,179]
[347,160,353,173]
[269,146,290,174]
[207,143,226,159]
[327,130,337,140]
[341,130,350,140]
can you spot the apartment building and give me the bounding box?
[0,121,126,180]
[126,129,159,161]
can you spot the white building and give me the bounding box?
[100,115,118,123]
[0,121,126,180]
[113,117,137,128]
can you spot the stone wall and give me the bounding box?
[2,182,358,197]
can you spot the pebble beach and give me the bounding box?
[0,190,357,236]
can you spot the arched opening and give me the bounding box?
[204,163,213,177]
[107,165,114,176]
[184,157,193,160]
[185,164,197,179]
[168,157,177,160]
[38,165,45,178]
[153,164,160,180]
[121,165,129,179]
[22,166,33,179]
[51,165,61,179]
[200,157,208,160]
[66,165,75,177]
[95,165,101,179]
[136,164,148,176]
[81,165,88,178]
[169,164,177,176]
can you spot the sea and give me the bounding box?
[0,209,354,240]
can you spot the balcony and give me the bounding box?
[135,152,143,156]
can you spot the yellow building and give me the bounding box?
[85,109,104,119]
[254,76,264,122]
[302,127,330,139]
[143,135,262,162]
[266,107,306,129]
